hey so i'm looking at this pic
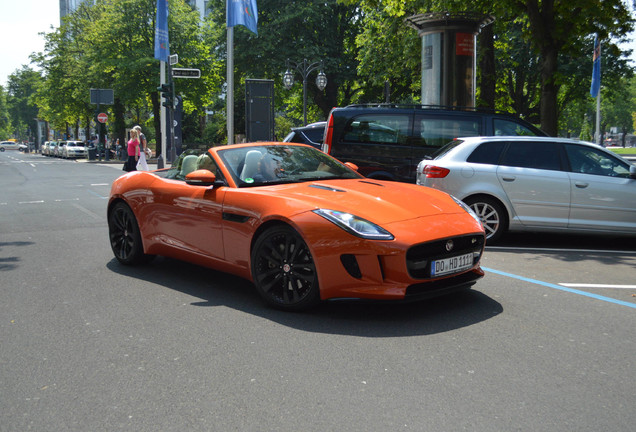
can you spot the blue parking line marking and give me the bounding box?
[87,189,108,199]
[482,267,636,310]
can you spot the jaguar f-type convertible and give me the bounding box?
[108,143,485,310]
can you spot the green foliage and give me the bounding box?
[0,85,12,139]
[6,67,42,141]
[275,116,295,142]
[4,0,635,145]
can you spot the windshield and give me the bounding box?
[218,144,362,187]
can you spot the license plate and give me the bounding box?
[431,253,473,277]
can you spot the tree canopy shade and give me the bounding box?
[4,0,635,145]
[343,0,634,135]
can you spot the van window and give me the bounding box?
[342,115,410,145]
[414,116,480,149]
[493,118,538,136]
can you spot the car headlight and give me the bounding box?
[313,209,394,240]
[451,196,482,227]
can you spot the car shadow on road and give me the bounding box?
[106,256,502,338]
[490,232,636,265]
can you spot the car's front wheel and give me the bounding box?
[251,225,320,311]
[108,201,152,265]
[464,196,508,243]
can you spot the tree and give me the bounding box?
[35,0,218,152]
[205,0,363,132]
[6,67,43,142]
[343,0,634,136]
[509,0,633,136]
[0,85,11,139]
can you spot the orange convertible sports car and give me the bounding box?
[108,143,485,310]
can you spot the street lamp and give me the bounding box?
[283,59,327,125]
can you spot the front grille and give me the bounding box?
[406,234,484,279]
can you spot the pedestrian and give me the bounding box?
[123,129,140,172]
[133,125,149,171]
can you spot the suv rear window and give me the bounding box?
[342,115,410,145]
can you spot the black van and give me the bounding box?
[322,104,547,182]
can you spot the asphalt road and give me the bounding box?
[1,150,635,431]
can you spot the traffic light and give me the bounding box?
[158,83,173,109]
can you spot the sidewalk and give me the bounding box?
[84,157,160,170]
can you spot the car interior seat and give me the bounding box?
[179,155,199,179]
[240,150,262,180]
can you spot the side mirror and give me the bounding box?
[630,165,636,180]
[186,169,217,186]
[344,162,359,172]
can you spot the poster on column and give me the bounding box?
[456,33,474,56]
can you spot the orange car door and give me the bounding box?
[151,179,226,259]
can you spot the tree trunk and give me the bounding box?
[113,97,126,149]
[540,46,559,136]
[478,24,495,109]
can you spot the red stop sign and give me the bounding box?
[97,113,108,123]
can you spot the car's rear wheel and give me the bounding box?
[251,226,320,311]
[464,196,507,243]
[108,201,152,265]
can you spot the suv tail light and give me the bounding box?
[422,165,450,178]
[322,111,335,153]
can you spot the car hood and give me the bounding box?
[260,179,464,224]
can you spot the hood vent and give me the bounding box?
[309,184,345,192]
[359,180,384,187]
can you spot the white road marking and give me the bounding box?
[559,283,636,289]
[18,200,45,204]
[72,203,101,220]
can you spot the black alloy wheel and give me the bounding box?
[251,226,320,311]
[108,202,152,265]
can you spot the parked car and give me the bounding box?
[0,141,20,151]
[45,141,57,156]
[54,141,67,157]
[41,141,50,155]
[417,136,636,242]
[108,142,485,311]
[63,141,87,158]
[18,143,29,152]
[283,121,326,149]
[322,104,546,183]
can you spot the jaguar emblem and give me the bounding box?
[445,240,454,252]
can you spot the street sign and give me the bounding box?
[172,68,201,79]
[169,54,179,65]
[97,113,108,123]
[90,88,114,105]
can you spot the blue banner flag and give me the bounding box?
[154,0,170,62]
[227,0,258,35]
[590,36,601,98]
